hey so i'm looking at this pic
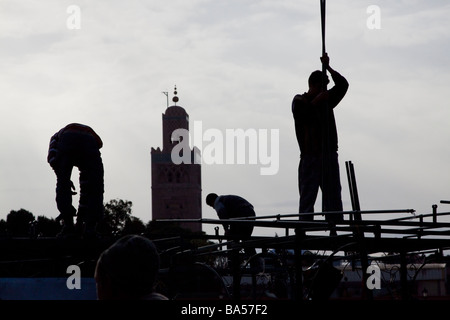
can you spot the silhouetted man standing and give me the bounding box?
[292,53,349,225]
[48,123,104,238]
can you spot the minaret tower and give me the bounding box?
[150,87,202,232]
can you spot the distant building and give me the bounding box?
[150,87,202,232]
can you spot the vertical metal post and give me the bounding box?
[400,250,409,300]
[346,161,361,220]
[162,91,169,107]
[320,0,332,215]
[231,248,241,300]
[432,204,438,224]
[345,161,354,221]
[345,160,372,299]
[294,234,304,300]
[320,0,327,68]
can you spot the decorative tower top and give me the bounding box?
[172,85,179,105]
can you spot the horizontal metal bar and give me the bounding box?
[387,211,450,222]
[155,209,416,224]
[155,218,330,229]
[342,219,450,229]
[156,216,450,231]
[232,209,416,220]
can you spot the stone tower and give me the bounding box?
[151,87,202,232]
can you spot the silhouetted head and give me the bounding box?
[206,193,219,207]
[309,70,329,89]
[95,235,161,300]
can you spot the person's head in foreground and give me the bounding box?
[95,234,168,300]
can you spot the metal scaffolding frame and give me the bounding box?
[156,203,450,300]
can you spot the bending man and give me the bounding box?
[47,123,104,238]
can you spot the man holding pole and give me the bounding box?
[291,53,349,225]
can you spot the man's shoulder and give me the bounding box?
[292,93,309,114]
[293,93,310,105]
[293,92,307,100]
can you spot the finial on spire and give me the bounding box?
[172,85,179,105]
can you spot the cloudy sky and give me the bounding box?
[1,0,449,237]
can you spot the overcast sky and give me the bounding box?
[1,0,449,237]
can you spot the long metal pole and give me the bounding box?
[321,0,327,81]
[320,0,332,218]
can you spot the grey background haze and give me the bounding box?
[1,1,449,237]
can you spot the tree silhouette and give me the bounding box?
[98,199,133,236]
[0,219,6,236]
[6,209,35,237]
[35,216,60,237]
[1,212,59,238]
[122,216,146,236]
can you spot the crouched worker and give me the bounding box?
[47,123,104,238]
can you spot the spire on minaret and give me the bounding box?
[172,85,179,106]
